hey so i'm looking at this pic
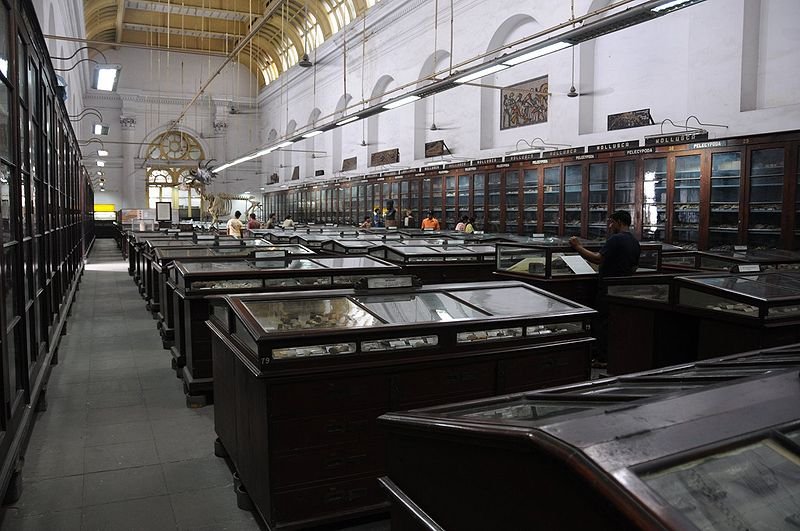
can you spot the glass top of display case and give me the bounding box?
[177,255,395,274]
[640,439,800,531]
[703,249,800,262]
[327,240,382,249]
[680,273,800,301]
[244,297,384,331]
[229,281,593,337]
[444,397,627,426]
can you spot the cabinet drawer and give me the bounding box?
[499,345,590,394]
[272,476,385,525]
[268,376,390,418]
[271,437,385,489]
[271,408,384,453]
[391,361,496,409]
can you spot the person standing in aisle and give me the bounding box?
[384,200,397,228]
[454,215,468,232]
[264,213,277,229]
[247,213,261,230]
[421,211,441,230]
[282,215,295,229]
[227,210,244,238]
[568,210,641,368]
[373,207,383,228]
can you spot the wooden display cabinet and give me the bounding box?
[208,280,596,529]
[378,345,800,531]
[170,255,400,405]
[265,130,800,251]
[152,244,314,347]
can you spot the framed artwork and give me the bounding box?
[501,75,548,130]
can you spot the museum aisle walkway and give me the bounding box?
[0,239,387,531]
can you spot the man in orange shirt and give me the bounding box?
[421,211,440,230]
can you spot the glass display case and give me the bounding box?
[708,152,742,249]
[542,167,560,236]
[748,148,784,248]
[208,280,596,529]
[320,238,383,254]
[613,160,636,225]
[587,163,608,240]
[170,255,401,403]
[377,344,800,531]
[641,158,667,242]
[672,154,702,249]
[676,271,800,320]
[563,165,582,237]
[367,242,498,284]
[522,169,538,235]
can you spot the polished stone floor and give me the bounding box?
[0,239,388,531]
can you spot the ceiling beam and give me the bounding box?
[115,0,125,43]
[123,22,245,41]
[123,0,257,22]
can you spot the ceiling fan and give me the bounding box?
[550,45,613,98]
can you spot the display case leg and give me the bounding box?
[185,393,208,409]
[232,471,242,491]
[51,348,59,366]
[214,437,228,458]
[3,465,23,505]
[35,390,48,413]
[61,323,67,336]
[235,484,254,511]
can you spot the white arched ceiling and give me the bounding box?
[367,75,394,159]
[479,14,540,150]
[414,50,452,160]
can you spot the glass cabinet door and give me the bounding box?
[563,165,582,237]
[642,158,667,242]
[588,163,608,240]
[458,175,470,219]
[487,172,501,232]
[407,180,418,225]
[795,151,800,248]
[543,167,560,236]
[472,174,485,228]
[421,179,431,219]
[431,177,443,221]
[748,148,784,248]
[613,160,636,227]
[709,152,741,249]
[445,176,456,229]
[672,154,701,248]
[522,169,538,235]
[505,172,520,234]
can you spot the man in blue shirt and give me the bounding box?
[569,210,640,368]
[568,210,640,277]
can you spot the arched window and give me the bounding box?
[145,131,204,218]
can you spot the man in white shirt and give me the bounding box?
[227,210,244,238]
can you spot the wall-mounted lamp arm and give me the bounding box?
[78,138,106,148]
[51,46,109,63]
[54,58,100,72]
[69,109,103,122]
[685,115,728,130]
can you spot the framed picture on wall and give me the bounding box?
[155,201,172,221]
[500,75,549,130]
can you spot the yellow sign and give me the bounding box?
[94,204,116,212]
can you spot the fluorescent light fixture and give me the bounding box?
[93,124,109,135]
[275,141,294,149]
[216,163,233,172]
[507,148,544,156]
[302,130,323,139]
[336,116,360,126]
[454,64,509,84]
[502,41,571,66]
[96,171,103,175]
[255,148,274,156]
[96,160,105,167]
[383,95,421,110]
[91,64,122,92]
[652,0,693,12]
[97,149,108,157]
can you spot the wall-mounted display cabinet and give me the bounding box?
[208,280,596,529]
[378,344,800,531]
[0,0,93,504]
[264,130,800,250]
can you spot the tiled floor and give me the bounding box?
[0,240,388,530]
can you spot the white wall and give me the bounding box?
[252,0,800,193]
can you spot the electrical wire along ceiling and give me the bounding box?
[83,0,379,86]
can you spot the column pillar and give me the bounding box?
[119,115,137,208]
